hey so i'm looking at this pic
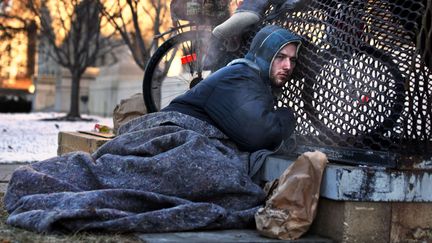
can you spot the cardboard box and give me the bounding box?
[58,131,113,155]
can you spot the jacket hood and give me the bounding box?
[245,25,302,84]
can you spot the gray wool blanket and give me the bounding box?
[3,111,268,233]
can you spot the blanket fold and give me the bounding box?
[4,112,266,233]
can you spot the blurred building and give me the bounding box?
[0,0,36,111]
[33,40,143,116]
[88,46,144,117]
[2,0,158,116]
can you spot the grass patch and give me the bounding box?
[0,194,140,243]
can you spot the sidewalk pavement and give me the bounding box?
[0,163,21,195]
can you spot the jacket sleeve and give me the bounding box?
[203,70,295,152]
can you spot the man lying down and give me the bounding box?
[3,25,301,233]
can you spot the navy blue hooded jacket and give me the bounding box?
[162,25,302,151]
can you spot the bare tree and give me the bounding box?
[102,0,170,70]
[27,0,119,120]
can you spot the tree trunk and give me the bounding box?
[67,70,82,119]
[26,20,37,77]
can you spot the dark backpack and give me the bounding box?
[170,0,230,25]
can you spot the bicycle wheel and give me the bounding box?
[298,45,405,139]
[143,30,213,113]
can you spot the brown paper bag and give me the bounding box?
[255,151,328,240]
[113,93,147,134]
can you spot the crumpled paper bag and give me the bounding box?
[255,151,328,240]
[113,93,147,134]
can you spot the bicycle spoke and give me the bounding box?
[144,31,213,111]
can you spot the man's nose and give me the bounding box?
[282,58,292,70]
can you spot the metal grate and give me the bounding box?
[253,0,431,167]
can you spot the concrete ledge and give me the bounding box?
[310,199,432,243]
[263,156,432,202]
[390,202,432,242]
[311,199,391,243]
[262,156,432,242]
[321,164,432,202]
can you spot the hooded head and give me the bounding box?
[245,25,302,86]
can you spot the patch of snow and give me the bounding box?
[0,112,113,163]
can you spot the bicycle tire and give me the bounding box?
[360,45,405,136]
[143,30,212,113]
[297,44,405,139]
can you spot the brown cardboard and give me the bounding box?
[57,131,112,155]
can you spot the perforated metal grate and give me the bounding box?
[255,0,431,167]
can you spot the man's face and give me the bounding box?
[269,43,298,88]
